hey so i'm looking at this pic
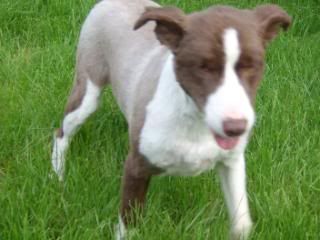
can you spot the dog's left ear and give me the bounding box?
[134,7,187,52]
[254,4,292,45]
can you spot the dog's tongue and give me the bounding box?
[214,134,239,150]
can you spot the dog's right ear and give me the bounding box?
[134,7,187,52]
[254,4,292,45]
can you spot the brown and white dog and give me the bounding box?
[51,0,291,239]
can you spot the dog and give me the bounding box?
[51,0,291,239]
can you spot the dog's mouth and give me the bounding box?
[213,133,239,150]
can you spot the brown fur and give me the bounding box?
[135,5,291,110]
[175,6,267,108]
[120,153,152,225]
[134,7,187,52]
[255,4,292,44]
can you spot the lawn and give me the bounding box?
[0,0,319,239]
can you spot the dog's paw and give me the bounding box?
[230,218,252,240]
[48,170,64,182]
[115,216,126,240]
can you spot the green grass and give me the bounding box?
[0,0,319,239]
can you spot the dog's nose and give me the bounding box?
[223,118,247,137]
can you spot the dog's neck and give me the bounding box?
[140,53,249,170]
[140,54,234,176]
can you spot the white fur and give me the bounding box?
[139,55,242,176]
[140,28,252,239]
[218,156,252,239]
[51,80,101,180]
[204,28,255,138]
[214,28,252,239]
[115,215,126,240]
[62,80,101,137]
[52,135,69,181]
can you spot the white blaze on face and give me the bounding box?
[204,28,255,139]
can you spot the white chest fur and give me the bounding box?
[139,55,244,176]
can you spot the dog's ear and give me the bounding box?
[254,4,291,45]
[134,7,187,52]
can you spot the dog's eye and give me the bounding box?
[200,63,211,72]
[236,58,263,72]
[200,62,221,73]
[236,63,254,71]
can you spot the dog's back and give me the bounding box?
[76,0,168,121]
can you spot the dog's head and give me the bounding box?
[135,5,291,150]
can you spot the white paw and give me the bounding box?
[51,135,68,181]
[115,215,126,240]
[231,218,252,240]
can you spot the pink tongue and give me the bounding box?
[214,135,239,150]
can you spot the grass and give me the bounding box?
[0,0,319,239]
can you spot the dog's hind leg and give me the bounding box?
[52,65,108,180]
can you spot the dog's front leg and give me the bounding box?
[218,155,252,240]
[117,153,151,239]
